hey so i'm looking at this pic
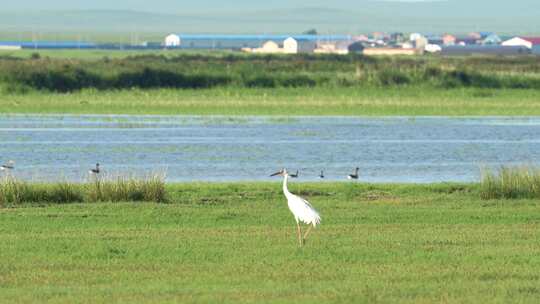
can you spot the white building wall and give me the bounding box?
[283,37,298,54]
[502,37,532,49]
[250,41,283,53]
[410,33,423,42]
[165,34,181,47]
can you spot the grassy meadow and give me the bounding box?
[2,86,540,116]
[0,51,539,115]
[1,50,540,302]
[1,182,539,303]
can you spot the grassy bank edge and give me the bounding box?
[1,180,482,206]
[1,86,540,116]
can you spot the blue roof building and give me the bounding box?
[167,34,352,49]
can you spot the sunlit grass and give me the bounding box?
[2,86,540,116]
[0,182,539,303]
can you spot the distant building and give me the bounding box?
[415,36,428,50]
[482,34,501,45]
[524,37,540,48]
[468,32,482,40]
[442,34,456,46]
[164,34,181,47]
[363,48,421,56]
[164,34,351,50]
[353,35,369,42]
[478,32,494,39]
[503,37,532,48]
[372,32,387,41]
[315,41,350,55]
[348,41,366,54]
[0,45,22,50]
[455,36,479,46]
[283,37,297,54]
[426,35,443,46]
[502,37,540,49]
[0,41,96,49]
[249,41,282,53]
[425,44,442,53]
[441,45,531,56]
[390,32,405,44]
[468,32,494,40]
[402,41,414,49]
[283,37,316,54]
[409,33,423,42]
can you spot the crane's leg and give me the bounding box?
[296,222,303,246]
[303,225,313,243]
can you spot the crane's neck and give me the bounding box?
[282,175,292,198]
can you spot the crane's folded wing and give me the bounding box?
[289,195,321,226]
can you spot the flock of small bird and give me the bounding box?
[1,161,101,175]
[1,160,361,181]
[288,167,360,180]
[2,159,358,246]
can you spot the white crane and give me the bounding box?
[319,170,325,179]
[271,168,321,246]
[348,167,359,180]
[0,160,14,171]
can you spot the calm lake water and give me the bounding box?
[1,114,540,183]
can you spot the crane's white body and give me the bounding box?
[271,168,321,245]
[282,174,321,227]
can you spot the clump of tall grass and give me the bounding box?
[0,176,83,205]
[0,174,167,205]
[86,173,167,203]
[480,165,540,199]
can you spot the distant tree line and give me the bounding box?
[1,53,540,93]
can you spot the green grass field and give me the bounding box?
[1,51,539,116]
[2,87,540,116]
[1,182,539,303]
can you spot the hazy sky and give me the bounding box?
[4,0,537,13]
[2,0,539,34]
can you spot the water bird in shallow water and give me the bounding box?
[0,160,14,171]
[348,167,359,180]
[270,168,321,246]
[319,170,325,178]
[289,170,299,178]
[89,163,100,174]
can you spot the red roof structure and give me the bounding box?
[522,37,540,45]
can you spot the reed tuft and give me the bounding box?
[480,165,540,199]
[0,173,167,205]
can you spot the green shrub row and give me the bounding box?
[1,54,540,92]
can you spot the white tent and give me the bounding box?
[502,37,532,49]
[164,34,181,47]
[425,44,442,53]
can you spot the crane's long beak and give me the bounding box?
[270,171,282,177]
